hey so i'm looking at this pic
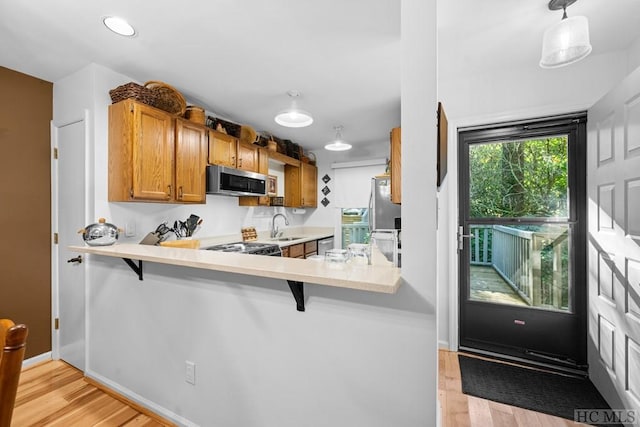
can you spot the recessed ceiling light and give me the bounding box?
[103,16,136,37]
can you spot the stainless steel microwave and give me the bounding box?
[206,165,267,197]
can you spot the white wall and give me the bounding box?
[304,148,390,247]
[401,0,438,422]
[628,35,640,74]
[53,2,439,420]
[437,48,636,348]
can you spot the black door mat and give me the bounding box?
[458,354,621,426]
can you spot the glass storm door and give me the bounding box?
[458,114,588,372]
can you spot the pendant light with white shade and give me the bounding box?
[324,126,352,151]
[540,0,592,68]
[274,90,314,128]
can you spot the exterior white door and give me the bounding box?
[588,66,640,414]
[52,117,87,370]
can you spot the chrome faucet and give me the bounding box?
[271,213,289,238]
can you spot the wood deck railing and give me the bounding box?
[342,223,369,247]
[469,225,568,309]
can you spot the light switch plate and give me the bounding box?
[125,221,136,237]
[185,361,195,385]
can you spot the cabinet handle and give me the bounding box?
[238,158,242,167]
[167,184,172,197]
[178,186,183,199]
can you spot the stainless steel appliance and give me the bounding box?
[206,165,267,197]
[369,177,401,267]
[317,237,334,255]
[203,241,281,256]
[369,177,401,231]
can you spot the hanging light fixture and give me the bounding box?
[274,90,314,128]
[540,0,592,68]
[324,126,352,151]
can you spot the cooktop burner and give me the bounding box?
[204,241,281,256]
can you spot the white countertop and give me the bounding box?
[197,226,334,248]
[69,242,401,294]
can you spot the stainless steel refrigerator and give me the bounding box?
[368,176,401,266]
[369,176,401,231]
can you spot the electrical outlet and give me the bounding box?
[185,361,195,385]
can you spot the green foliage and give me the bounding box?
[469,137,568,218]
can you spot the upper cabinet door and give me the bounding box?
[237,142,259,172]
[131,102,174,201]
[175,119,207,203]
[284,162,317,208]
[208,130,237,167]
[301,163,317,207]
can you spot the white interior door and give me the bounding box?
[588,66,640,413]
[53,117,87,370]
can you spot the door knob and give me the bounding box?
[67,255,83,264]
[457,226,476,251]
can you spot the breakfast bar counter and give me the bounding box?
[69,243,402,296]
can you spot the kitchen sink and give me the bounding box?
[272,237,303,241]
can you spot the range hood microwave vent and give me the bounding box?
[206,165,268,197]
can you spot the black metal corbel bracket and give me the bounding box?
[122,258,143,281]
[287,280,305,312]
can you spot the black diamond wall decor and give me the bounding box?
[322,186,330,195]
[321,197,330,207]
[322,174,331,183]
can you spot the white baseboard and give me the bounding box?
[85,369,196,427]
[438,340,451,350]
[22,352,52,368]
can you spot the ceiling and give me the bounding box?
[1,1,639,153]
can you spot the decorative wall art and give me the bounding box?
[321,174,332,207]
[437,102,448,187]
[267,175,277,196]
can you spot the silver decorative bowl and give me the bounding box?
[79,218,120,246]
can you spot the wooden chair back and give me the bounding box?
[0,319,28,427]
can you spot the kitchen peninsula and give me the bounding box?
[71,243,400,293]
[70,226,401,314]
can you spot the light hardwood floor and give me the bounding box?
[12,360,174,426]
[13,353,589,426]
[439,350,589,427]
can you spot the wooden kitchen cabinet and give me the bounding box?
[390,127,401,204]
[238,148,270,206]
[304,240,317,257]
[284,162,317,208]
[208,129,260,172]
[175,118,207,203]
[208,130,237,167]
[236,142,259,172]
[109,100,175,202]
[301,163,318,207]
[109,100,207,203]
[287,243,305,259]
[281,240,318,259]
